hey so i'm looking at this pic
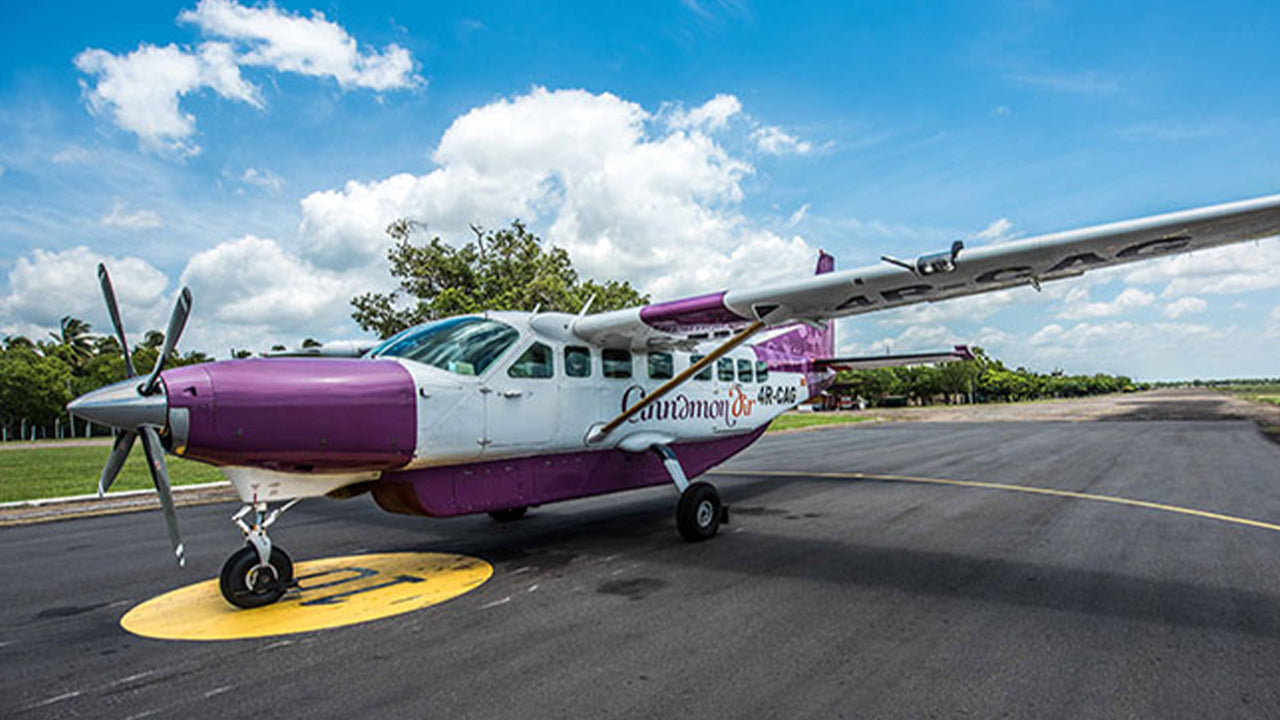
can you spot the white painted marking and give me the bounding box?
[527,584,540,593]
[0,640,13,649]
[261,640,293,651]
[204,686,233,699]
[107,671,155,688]
[481,597,512,609]
[26,690,81,709]
[512,566,531,574]
[124,709,160,720]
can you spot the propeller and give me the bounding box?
[75,263,192,566]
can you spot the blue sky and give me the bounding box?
[1,0,1277,379]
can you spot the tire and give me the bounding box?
[489,506,528,522]
[677,482,721,542]
[219,545,293,609]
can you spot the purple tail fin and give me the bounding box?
[751,251,836,361]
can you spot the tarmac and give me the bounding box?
[4,396,1280,718]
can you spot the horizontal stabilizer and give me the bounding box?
[815,345,974,371]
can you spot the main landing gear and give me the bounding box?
[219,499,299,609]
[652,444,728,542]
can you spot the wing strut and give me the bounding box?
[586,320,766,443]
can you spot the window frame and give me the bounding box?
[564,345,592,378]
[603,348,633,379]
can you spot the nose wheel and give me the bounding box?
[220,499,299,609]
[220,545,294,608]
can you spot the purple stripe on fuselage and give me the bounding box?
[372,426,767,517]
[163,358,416,472]
[638,291,749,333]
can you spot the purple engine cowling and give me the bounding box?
[162,358,417,472]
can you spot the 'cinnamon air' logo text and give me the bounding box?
[622,385,755,427]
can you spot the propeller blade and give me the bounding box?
[139,426,185,567]
[97,264,136,378]
[140,287,192,396]
[97,430,136,497]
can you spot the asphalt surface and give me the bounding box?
[4,416,1280,719]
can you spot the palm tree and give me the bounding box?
[48,316,93,366]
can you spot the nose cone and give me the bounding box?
[67,378,168,430]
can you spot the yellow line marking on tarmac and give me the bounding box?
[121,552,493,641]
[712,469,1280,534]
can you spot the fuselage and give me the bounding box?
[151,311,819,515]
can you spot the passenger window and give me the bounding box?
[691,354,712,381]
[756,360,769,383]
[565,346,591,378]
[717,357,734,381]
[603,349,632,379]
[508,342,553,379]
[648,352,673,380]
[737,358,753,382]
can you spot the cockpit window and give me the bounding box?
[369,317,519,376]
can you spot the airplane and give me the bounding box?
[67,193,1280,609]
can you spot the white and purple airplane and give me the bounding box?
[68,194,1280,608]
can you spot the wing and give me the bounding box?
[573,193,1280,348]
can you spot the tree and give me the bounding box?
[48,316,94,368]
[352,220,649,338]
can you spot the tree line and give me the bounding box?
[0,318,212,440]
[831,347,1144,407]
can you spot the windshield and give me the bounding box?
[369,317,519,376]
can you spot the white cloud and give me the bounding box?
[100,200,163,230]
[1163,296,1207,318]
[76,1,419,156]
[179,0,420,91]
[0,247,170,334]
[666,94,742,131]
[240,167,284,193]
[788,203,809,227]
[298,87,814,300]
[991,105,1012,117]
[1008,70,1120,96]
[75,42,261,156]
[1124,241,1280,297]
[970,217,1019,245]
[1056,287,1154,319]
[51,145,94,164]
[752,125,813,155]
[179,236,357,328]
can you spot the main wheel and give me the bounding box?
[219,545,294,609]
[489,506,528,522]
[677,482,722,542]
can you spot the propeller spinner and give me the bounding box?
[66,264,192,567]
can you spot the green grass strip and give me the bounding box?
[768,412,870,432]
[0,445,225,503]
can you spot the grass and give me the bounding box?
[0,445,226,503]
[768,412,870,432]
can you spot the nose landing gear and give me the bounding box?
[219,500,299,609]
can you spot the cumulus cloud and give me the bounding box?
[1163,296,1207,318]
[666,94,742,131]
[75,42,261,156]
[1124,241,1280,297]
[298,87,815,299]
[1056,287,1154,319]
[100,200,163,229]
[180,236,356,327]
[178,0,419,91]
[752,125,814,155]
[76,0,419,155]
[0,247,170,334]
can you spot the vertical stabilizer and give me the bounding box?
[751,251,837,362]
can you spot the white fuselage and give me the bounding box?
[396,311,807,469]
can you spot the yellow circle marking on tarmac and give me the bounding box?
[712,469,1280,534]
[121,552,493,641]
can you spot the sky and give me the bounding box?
[1,0,1278,380]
